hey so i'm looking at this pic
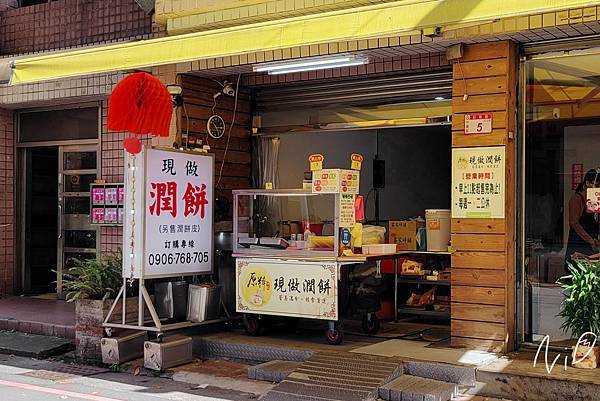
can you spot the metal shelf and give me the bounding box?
[397,277,450,286]
[397,250,452,255]
[397,308,450,318]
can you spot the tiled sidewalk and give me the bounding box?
[0,297,75,338]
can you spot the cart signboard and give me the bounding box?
[452,146,505,218]
[312,169,359,194]
[236,258,338,320]
[123,147,214,279]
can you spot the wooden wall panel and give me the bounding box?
[451,218,505,234]
[452,286,505,305]
[451,76,508,97]
[452,130,507,147]
[453,59,508,79]
[452,252,506,270]
[452,303,505,323]
[451,234,506,252]
[452,320,505,341]
[452,268,506,287]
[179,74,252,219]
[452,94,508,113]
[451,41,517,353]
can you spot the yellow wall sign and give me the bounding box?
[309,154,324,171]
[236,258,338,320]
[351,153,363,171]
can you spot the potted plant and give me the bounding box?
[558,258,600,369]
[62,251,124,361]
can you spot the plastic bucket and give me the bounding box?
[425,209,451,252]
[310,223,324,236]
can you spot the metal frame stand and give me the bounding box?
[103,147,229,339]
[103,278,230,339]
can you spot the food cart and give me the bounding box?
[233,167,407,344]
[233,187,351,344]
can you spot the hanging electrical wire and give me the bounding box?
[217,73,241,189]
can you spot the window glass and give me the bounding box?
[19,107,98,143]
[524,52,600,344]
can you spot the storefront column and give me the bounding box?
[450,41,517,352]
[0,108,14,296]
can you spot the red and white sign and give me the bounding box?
[465,113,493,134]
[123,147,214,279]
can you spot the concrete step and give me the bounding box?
[193,337,313,364]
[260,350,402,401]
[260,391,341,401]
[0,330,73,358]
[403,360,477,387]
[378,375,457,401]
[248,360,302,383]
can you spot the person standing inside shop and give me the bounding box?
[566,169,599,266]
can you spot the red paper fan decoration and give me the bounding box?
[123,137,142,155]
[108,72,173,137]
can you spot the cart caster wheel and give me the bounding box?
[156,333,164,343]
[104,328,113,338]
[243,314,262,336]
[325,326,344,345]
[362,314,380,335]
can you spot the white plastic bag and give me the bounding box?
[362,225,386,245]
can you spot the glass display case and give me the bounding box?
[233,189,340,259]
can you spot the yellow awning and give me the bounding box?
[9,0,598,85]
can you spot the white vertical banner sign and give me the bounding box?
[123,147,214,279]
[452,146,505,219]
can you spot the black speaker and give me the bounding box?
[373,159,385,189]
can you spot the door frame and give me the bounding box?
[16,141,101,295]
[57,144,101,295]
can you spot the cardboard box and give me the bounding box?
[389,220,425,250]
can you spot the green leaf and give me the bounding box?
[59,249,123,301]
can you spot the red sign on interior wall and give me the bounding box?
[572,163,584,190]
[464,113,493,134]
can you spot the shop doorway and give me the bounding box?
[250,72,454,340]
[17,105,100,296]
[22,147,58,294]
[19,144,100,295]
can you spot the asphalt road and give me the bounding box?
[0,355,261,401]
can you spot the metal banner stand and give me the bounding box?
[102,147,229,340]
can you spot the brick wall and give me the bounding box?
[0,0,153,56]
[0,108,13,296]
[0,0,17,12]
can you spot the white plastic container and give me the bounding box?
[362,243,397,255]
[425,209,451,252]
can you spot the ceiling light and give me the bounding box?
[254,55,369,75]
[434,96,445,101]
